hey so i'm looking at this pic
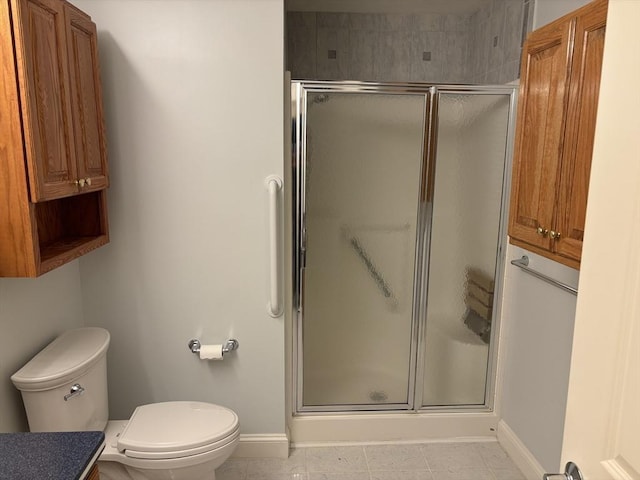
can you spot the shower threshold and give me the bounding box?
[289,410,499,445]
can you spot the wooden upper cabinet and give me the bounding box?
[555,1,607,264]
[509,18,574,252]
[65,3,109,192]
[508,0,607,269]
[0,0,109,277]
[12,0,108,201]
[13,0,79,201]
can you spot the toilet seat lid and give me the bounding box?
[117,401,238,456]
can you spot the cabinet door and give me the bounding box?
[64,3,108,191]
[12,0,78,201]
[554,0,607,264]
[508,18,574,251]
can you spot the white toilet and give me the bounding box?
[11,327,239,480]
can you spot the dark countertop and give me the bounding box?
[0,431,105,480]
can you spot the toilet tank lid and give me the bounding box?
[11,328,110,391]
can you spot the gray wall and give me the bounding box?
[287,0,528,84]
[288,11,472,83]
[0,263,85,432]
[72,0,286,436]
[500,245,579,471]
[533,0,591,28]
[1,0,287,438]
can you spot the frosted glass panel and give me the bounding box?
[302,92,425,407]
[422,93,510,407]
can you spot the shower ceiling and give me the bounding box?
[286,0,492,15]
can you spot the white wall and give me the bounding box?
[498,1,594,472]
[73,0,286,435]
[0,263,85,432]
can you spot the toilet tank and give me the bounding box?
[11,327,110,432]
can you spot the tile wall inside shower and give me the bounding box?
[286,0,534,84]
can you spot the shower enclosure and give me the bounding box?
[292,81,516,414]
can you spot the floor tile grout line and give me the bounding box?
[280,442,525,479]
[363,444,370,473]
[420,444,434,474]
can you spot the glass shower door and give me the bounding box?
[421,92,512,407]
[298,89,428,410]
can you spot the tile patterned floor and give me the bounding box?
[217,442,526,480]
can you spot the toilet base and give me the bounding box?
[98,460,220,480]
[98,420,236,480]
[96,460,131,480]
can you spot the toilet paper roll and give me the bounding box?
[199,344,224,360]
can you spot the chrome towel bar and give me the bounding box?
[510,256,578,295]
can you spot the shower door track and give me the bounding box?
[291,80,518,415]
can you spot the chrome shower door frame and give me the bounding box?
[292,80,434,413]
[291,80,518,415]
[415,86,519,412]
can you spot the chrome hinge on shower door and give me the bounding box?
[543,462,583,480]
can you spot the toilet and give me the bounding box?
[11,327,239,480]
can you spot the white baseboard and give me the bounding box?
[231,420,545,470]
[233,434,290,458]
[497,420,545,480]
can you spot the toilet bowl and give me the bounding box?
[99,402,239,480]
[11,328,239,480]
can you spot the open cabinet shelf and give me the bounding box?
[36,191,109,274]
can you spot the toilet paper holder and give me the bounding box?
[188,339,239,356]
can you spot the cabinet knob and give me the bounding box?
[537,226,549,237]
[78,178,86,187]
[85,178,92,186]
[550,231,561,240]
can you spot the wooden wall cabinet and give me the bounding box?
[508,0,607,269]
[0,0,109,277]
